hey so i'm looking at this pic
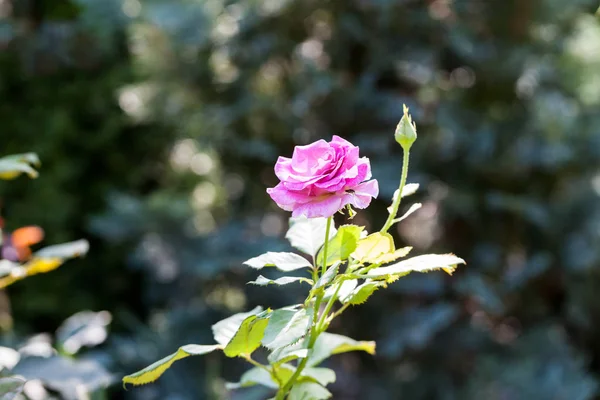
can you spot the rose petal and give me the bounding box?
[330,135,354,147]
[291,194,346,218]
[268,135,379,217]
[348,179,379,209]
[343,157,371,188]
[267,183,312,210]
[290,140,332,174]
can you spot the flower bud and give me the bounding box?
[395,104,417,150]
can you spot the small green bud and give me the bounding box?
[395,104,417,150]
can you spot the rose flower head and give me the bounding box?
[267,135,379,218]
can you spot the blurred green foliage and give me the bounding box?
[2,0,600,399]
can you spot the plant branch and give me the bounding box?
[275,216,333,399]
[316,281,342,332]
[330,302,351,321]
[320,218,332,276]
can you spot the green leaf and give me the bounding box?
[0,347,20,370]
[401,183,420,197]
[308,332,376,367]
[0,153,40,180]
[313,264,339,290]
[232,364,298,389]
[365,254,466,279]
[35,239,90,259]
[323,279,358,302]
[395,203,422,223]
[225,367,278,390]
[301,367,336,386]
[212,306,264,346]
[273,364,297,386]
[0,239,92,290]
[0,377,25,400]
[289,382,332,400]
[387,183,419,213]
[250,363,330,392]
[317,225,363,266]
[262,307,298,346]
[224,310,271,357]
[342,281,385,305]
[370,247,412,265]
[122,344,221,386]
[286,217,337,257]
[351,232,395,263]
[262,308,312,350]
[244,252,312,271]
[248,275,312,286]
[0,261,15,279]
[268,346,309,366]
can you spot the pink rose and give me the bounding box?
[267,136,379,218]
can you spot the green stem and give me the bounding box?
[381,149,410,233]
[317,258,358,332]
[330,302,351,321]
[320,218,332,276]
[276,216,333,399]
[316,281,343,332]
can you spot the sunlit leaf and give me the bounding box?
[0,377,25,400]
[308,332,376,367]
[0,153,40,180]
[248,275,312,286]
[366,254,466,279]
[0,260,18,278]
[313,264,338,290]
[57,311,112,354]
[224,310,271,357]
[0,240,90,289]
[262,308,311,350]
[21,258,63,275]
[0,259,61,289]
[301,367,336,386]
[0,347,20,370]
[342,281,386,305]
[387,183,419,213]
[231,364,297,390]
[12,355,111,398]
[122,344,221,386]
[323,279,358,303]
[212,306,263,346]
[244,252,312,271]
[289,382,332,400]
[225,367,278,390]
[34,239,90,259]
[395,203,422,223]
[351,232,394,263]
[268,347,309,366]
[370,247,412,265]
[317,225,363,266]
[273,364,296,387]
[286,217,337,257]
[401,183,420,197]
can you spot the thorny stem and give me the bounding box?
[380,149,410,233]
[276,216,333,399]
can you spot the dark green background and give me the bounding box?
[2,0,600,399]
